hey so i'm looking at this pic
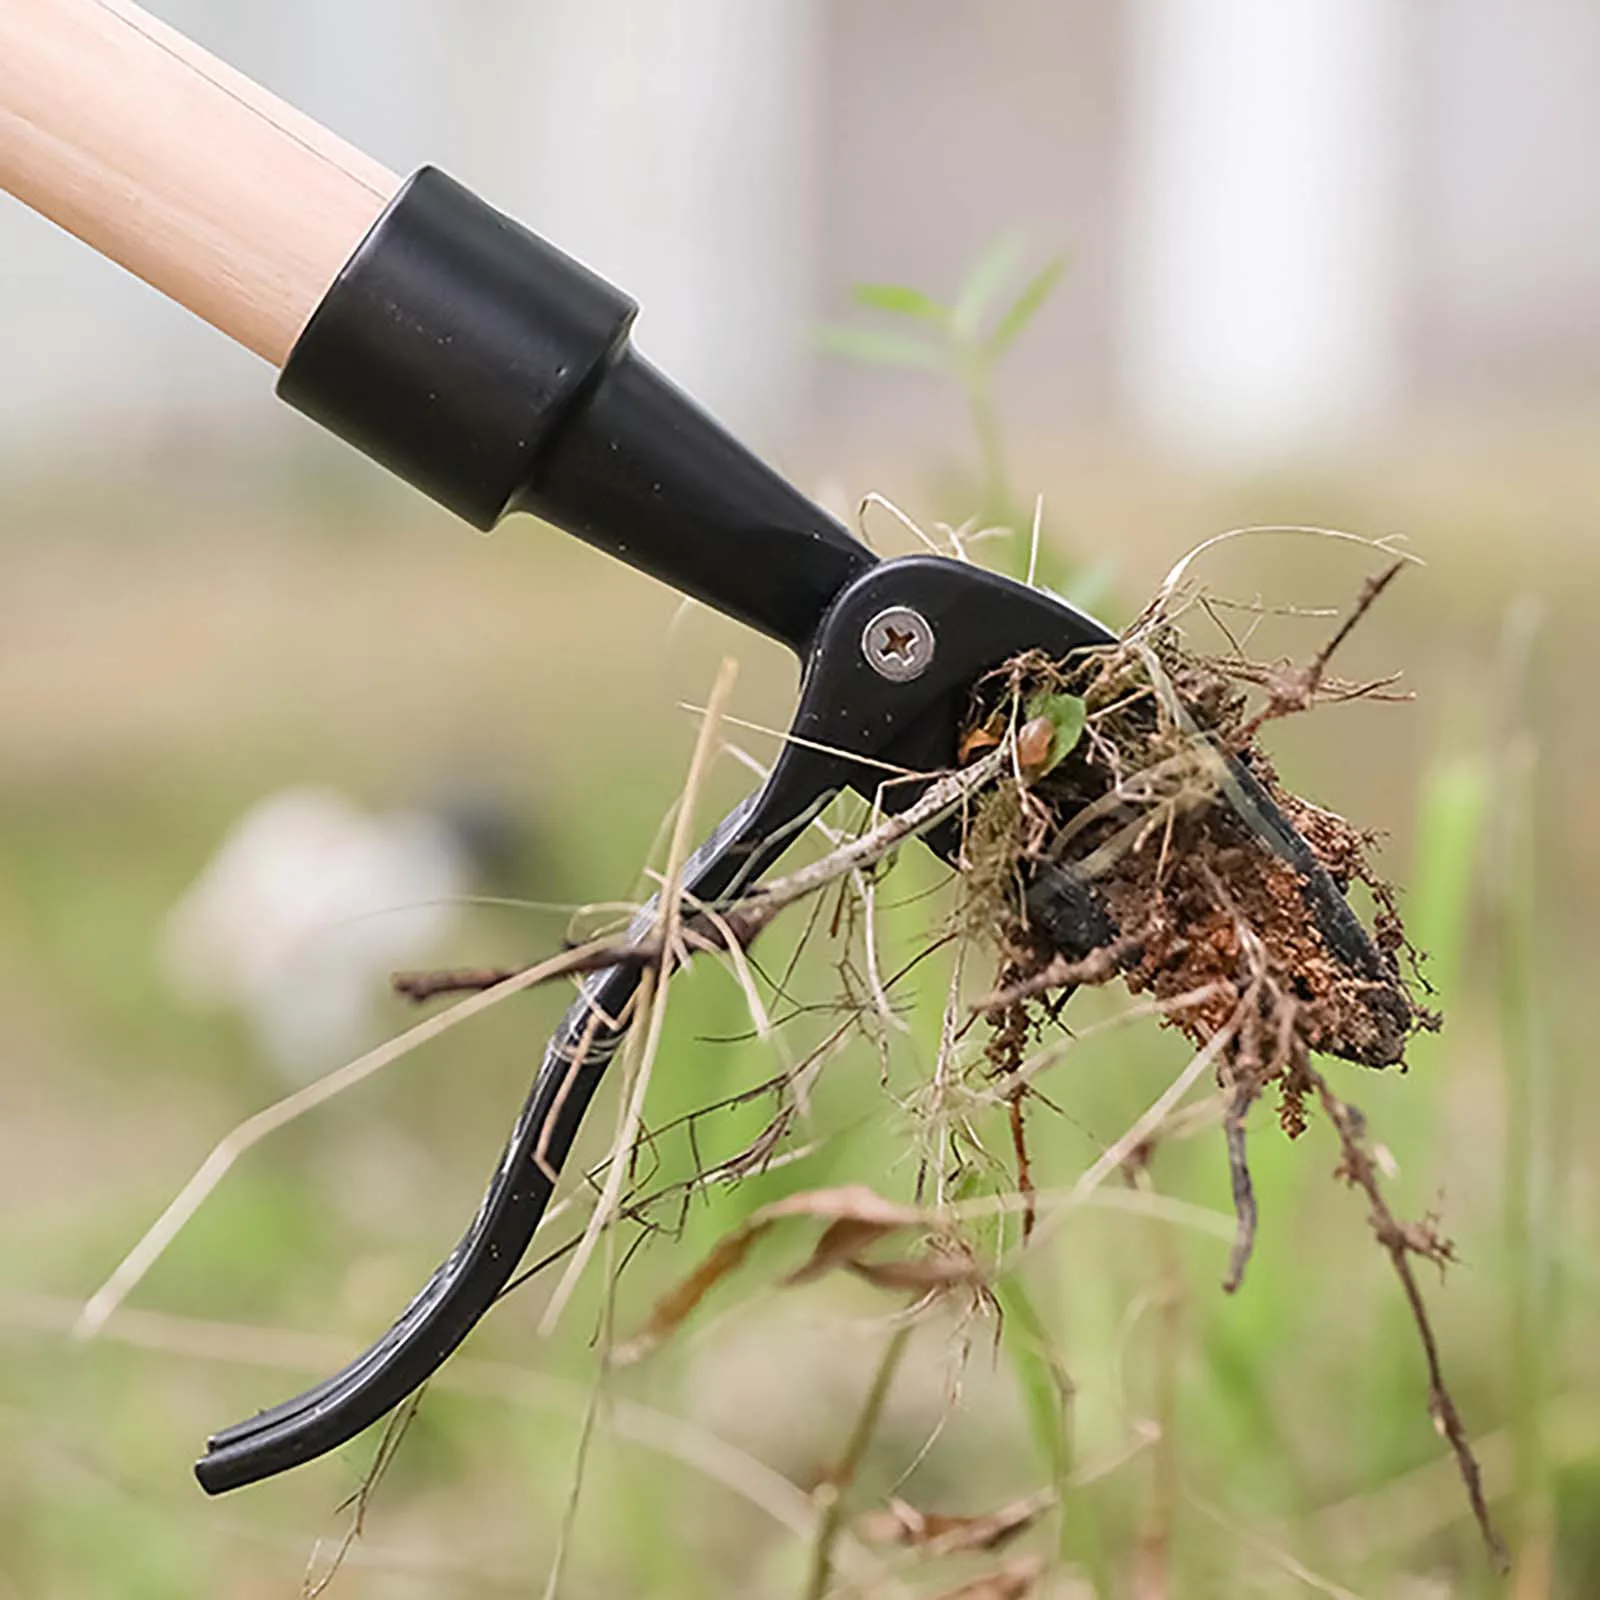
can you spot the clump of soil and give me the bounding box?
[951,574,1507,1564]
[961,582,1437,1143]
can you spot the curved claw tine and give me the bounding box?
[195,751,840,1493]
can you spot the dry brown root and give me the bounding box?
[958,573,1444,1290]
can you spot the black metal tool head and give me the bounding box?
[199,167,1413,1493]
[192,547,1408,1493]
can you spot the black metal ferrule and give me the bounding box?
[278,167,873,654]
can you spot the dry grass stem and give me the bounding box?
[539,657,739,1337]
[74,931,645,1337]
[2,1289,895,1585]
[301,1388,425,1598]
[803,1322,915,1600]
[1307,1066,1508,1568]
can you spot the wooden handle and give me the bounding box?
[0,0,399,365]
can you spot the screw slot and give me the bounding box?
[861,606,935,682]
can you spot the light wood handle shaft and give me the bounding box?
[0,0,400,365]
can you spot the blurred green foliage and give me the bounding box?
[822,241,1065,569]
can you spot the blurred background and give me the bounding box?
[0,1,1595,1595]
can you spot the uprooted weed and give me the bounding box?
[573,553,1503,1588]
[933,559,1504,1573]
[963,559,1438,1289]
[283,544,1502,1593]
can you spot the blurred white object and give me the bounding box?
[161,788,474,1078]
[501,0,821,448]
[1119,0,1402,461]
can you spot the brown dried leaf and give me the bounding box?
[614,1185,923,1364]
[857,1254,979,1292]
[859,1490,1052,1556]
[764,1184,924,1229]
[784,1216,902,1285]
[849,1251,987,1294]
[610,1218,768,1365]
[933,1555,1045,1599]
[959,719,1004,763]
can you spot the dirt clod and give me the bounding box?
[963,603,1433,1085]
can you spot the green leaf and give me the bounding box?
[1023,689,1087,774]
[816,325,944,371]
[952,232,1028,341]
[987,254,1067,360]
[850,281,949,324]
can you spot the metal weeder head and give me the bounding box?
[189,170,1395,1493]
[197,556,1118,1492]
[0,11,1406,1500]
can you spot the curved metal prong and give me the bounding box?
[196,745,840,1493]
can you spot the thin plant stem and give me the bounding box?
[540,657,738,1335]
[960,349,1011,528]
[75,930,646,1336]
[1492,600,1556,1591]
[802,1323,914,1600]
[1131,1162,1184,1594]
[541,1005,647,1600]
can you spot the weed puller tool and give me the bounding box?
[0,0,1408,1493]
